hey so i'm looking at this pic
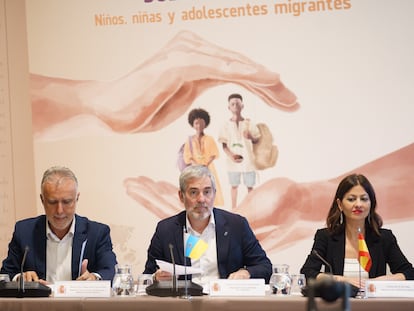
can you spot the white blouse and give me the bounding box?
[343,258,369,279]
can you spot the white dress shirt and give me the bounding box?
[186,213,219,287]
[46,217,76,283]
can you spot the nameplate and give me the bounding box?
[209,279,265,296]
[365,280,414,298]
[54,281,111,297]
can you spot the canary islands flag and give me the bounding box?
[184,233,208,260]
[358,232,372,272]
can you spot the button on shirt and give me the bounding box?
[186,213,219,287]
[46,217,75,283]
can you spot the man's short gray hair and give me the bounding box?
[179,165,216,192]
[41,166,78,192]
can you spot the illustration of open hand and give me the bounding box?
[124,143,414,251]
[31,30,298,139]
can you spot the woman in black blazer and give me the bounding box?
[301,174,414,289]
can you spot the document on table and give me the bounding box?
[156,259,203,275]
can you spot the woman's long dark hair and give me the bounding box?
[326,174,383,235]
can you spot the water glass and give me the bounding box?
[0,274,10,282]
[290,274,306,295]
[136,274,153,295]
[112,264,134,296]
[269,264,291,295]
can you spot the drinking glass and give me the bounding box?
[136,274,153,295]
[290,274,306,295]
[269,264,291,295]
[0,274,10,282]
[112,264,134,296]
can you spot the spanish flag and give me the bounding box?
[358,232,372,272]
[184,233,208,260]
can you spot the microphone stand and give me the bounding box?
[168,244,177,296]
[18,246,30,297]
[312,250,333,276]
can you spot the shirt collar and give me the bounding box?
[186,209,216,234]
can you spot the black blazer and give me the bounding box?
[143,208,272,283]
[300,227,414,280]
[0,214,117,281]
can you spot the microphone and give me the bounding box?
[312,250,333,275]
[145,243,203,297]
[18,246,30,295]
[301,249,358,300]
[168,243,177,295]
[306,278,351,311]
[0,246,51,298]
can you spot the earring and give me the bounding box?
[367,212,371,225]
[339,211,343,224]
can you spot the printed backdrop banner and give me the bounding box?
[24,0,414,274]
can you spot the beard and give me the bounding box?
[188,205,211,221]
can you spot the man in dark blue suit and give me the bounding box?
[0,166,117,283]
[144,165,272,285]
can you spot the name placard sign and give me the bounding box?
[209,279,265,296]
[54,280,111,297]
[365,280,414,298]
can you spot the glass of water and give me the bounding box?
[290,274,306,295]
[269,264,291,295]
[112,264,134,296]
[0,274,10,282]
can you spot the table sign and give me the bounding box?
[209,279,265,296]
[365,280,414,298]
[54,280,111,297]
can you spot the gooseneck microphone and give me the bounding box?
[312,250,333,275]
[145,243,203,297]
[303,249,357,304]
[18,246,30,295]
[168,243,177,295]
[0,246,51,298]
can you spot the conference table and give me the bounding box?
[0,295,413,311]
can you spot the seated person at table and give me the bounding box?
[0,166,117,284]
[143,165,272,286]
[300,174,414,288]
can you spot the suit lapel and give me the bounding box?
[365,228,380,277]
[72,215,88,279]
[214,209,230,277]
[175,212,187,265]
[34,216,47,279]
[331,231,345,274]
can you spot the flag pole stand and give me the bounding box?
[180,226,192,300]
[354,269,365,299]
[356,228,368,299]
[179,257,192,300]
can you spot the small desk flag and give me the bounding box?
[184,233,208,260]
[358,232,372,272]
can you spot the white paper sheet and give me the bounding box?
[156,259,203,275]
